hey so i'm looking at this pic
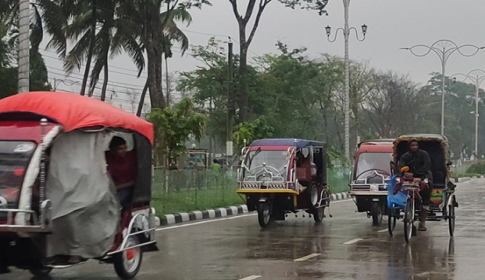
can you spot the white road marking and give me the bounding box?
[155,199,353,231]
[239,276,262,280]
[343,238,363,245]
[294,253,321,262]
[377,229,388,233]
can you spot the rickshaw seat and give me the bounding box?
[296,167,311,182]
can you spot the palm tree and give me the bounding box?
[135,7,192,114]
[120,0,192,110]
[1,0,65,93]
[62,0,99,96]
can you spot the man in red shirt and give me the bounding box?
[106,136,137,207]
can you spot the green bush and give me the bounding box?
[466,163,485,175]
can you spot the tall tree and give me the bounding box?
[228,0,329,122]
[120,0,208,110]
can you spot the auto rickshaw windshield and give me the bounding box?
[355,152,392,178]
[245,150,287,171]
[0,141,36,201]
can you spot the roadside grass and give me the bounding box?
[150,168,350,217]
[152,187,244,217]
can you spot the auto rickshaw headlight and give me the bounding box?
[370,184,378,192]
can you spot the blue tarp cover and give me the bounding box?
[387,175,408,208]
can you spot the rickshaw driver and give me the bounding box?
[397,139,433,231]
[106,136,137,207]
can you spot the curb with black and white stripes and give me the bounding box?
[330,192,351,201]
[159,205,249,226]
[156,192,352,226]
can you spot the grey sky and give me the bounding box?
[41,0,485,108]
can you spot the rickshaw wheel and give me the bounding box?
[308,183,320,210]
[313,207,324,223]
[28,267,53,277]
[388,206,397,236]
[257,202,272,228]
[448,205,455,237]
[113,236,143,279]
[404,199,414,243]
[371,202,383,226]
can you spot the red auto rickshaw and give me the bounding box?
[350,139,394,226]
[0,92,158,279]
[237,138,330,228]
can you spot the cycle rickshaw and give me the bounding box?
[387,134,457,242]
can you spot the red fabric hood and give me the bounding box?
[0,91,153,143]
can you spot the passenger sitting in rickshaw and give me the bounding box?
[397,139,433,231]
[296,150,316,183]
[105,136,137,207]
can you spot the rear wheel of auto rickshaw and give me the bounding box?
[404,198,414,243]
[313,207,324,223]
[388,206,397,236]
[28,267,53,277]
[371,201,383,226]
[257,201,272,228]
[114,236,143,279]
[448,204,455,237]
[308,183,320,210]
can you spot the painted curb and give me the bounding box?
[160,205,249,226]
[330,192,351,201]
[158,192,352,226]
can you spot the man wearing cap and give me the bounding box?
[397,139,433,231]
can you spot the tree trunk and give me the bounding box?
[144,4,165,110]
[100,59,108,101]
[136,80,149,117]
[80,0,96,96]
[165,55,171,106]
[238,39,249,123]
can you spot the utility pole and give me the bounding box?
[226,39,234,164]
[18,0,30,93]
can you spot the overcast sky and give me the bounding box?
[41,0,485,108]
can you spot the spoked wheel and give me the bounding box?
[114,236,143,279]
[388,206,397,236]
[28,267,53,277]
[404,198,414,243]
[313,207,324,223]
[449,204,455,237]
[257,201,272,228]
[371,201,383,226]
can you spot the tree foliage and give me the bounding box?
[149,97,208,166]
[227,0,329,123]
[178,39,485,162]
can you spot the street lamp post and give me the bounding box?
[325,0,367,161]
[452,69,485,160]
[401,40,484,135]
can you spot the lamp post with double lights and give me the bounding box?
[401,40,484,136]
[452,69,485,160]
[325,0,367,161]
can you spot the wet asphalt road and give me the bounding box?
[5,178,485,280]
